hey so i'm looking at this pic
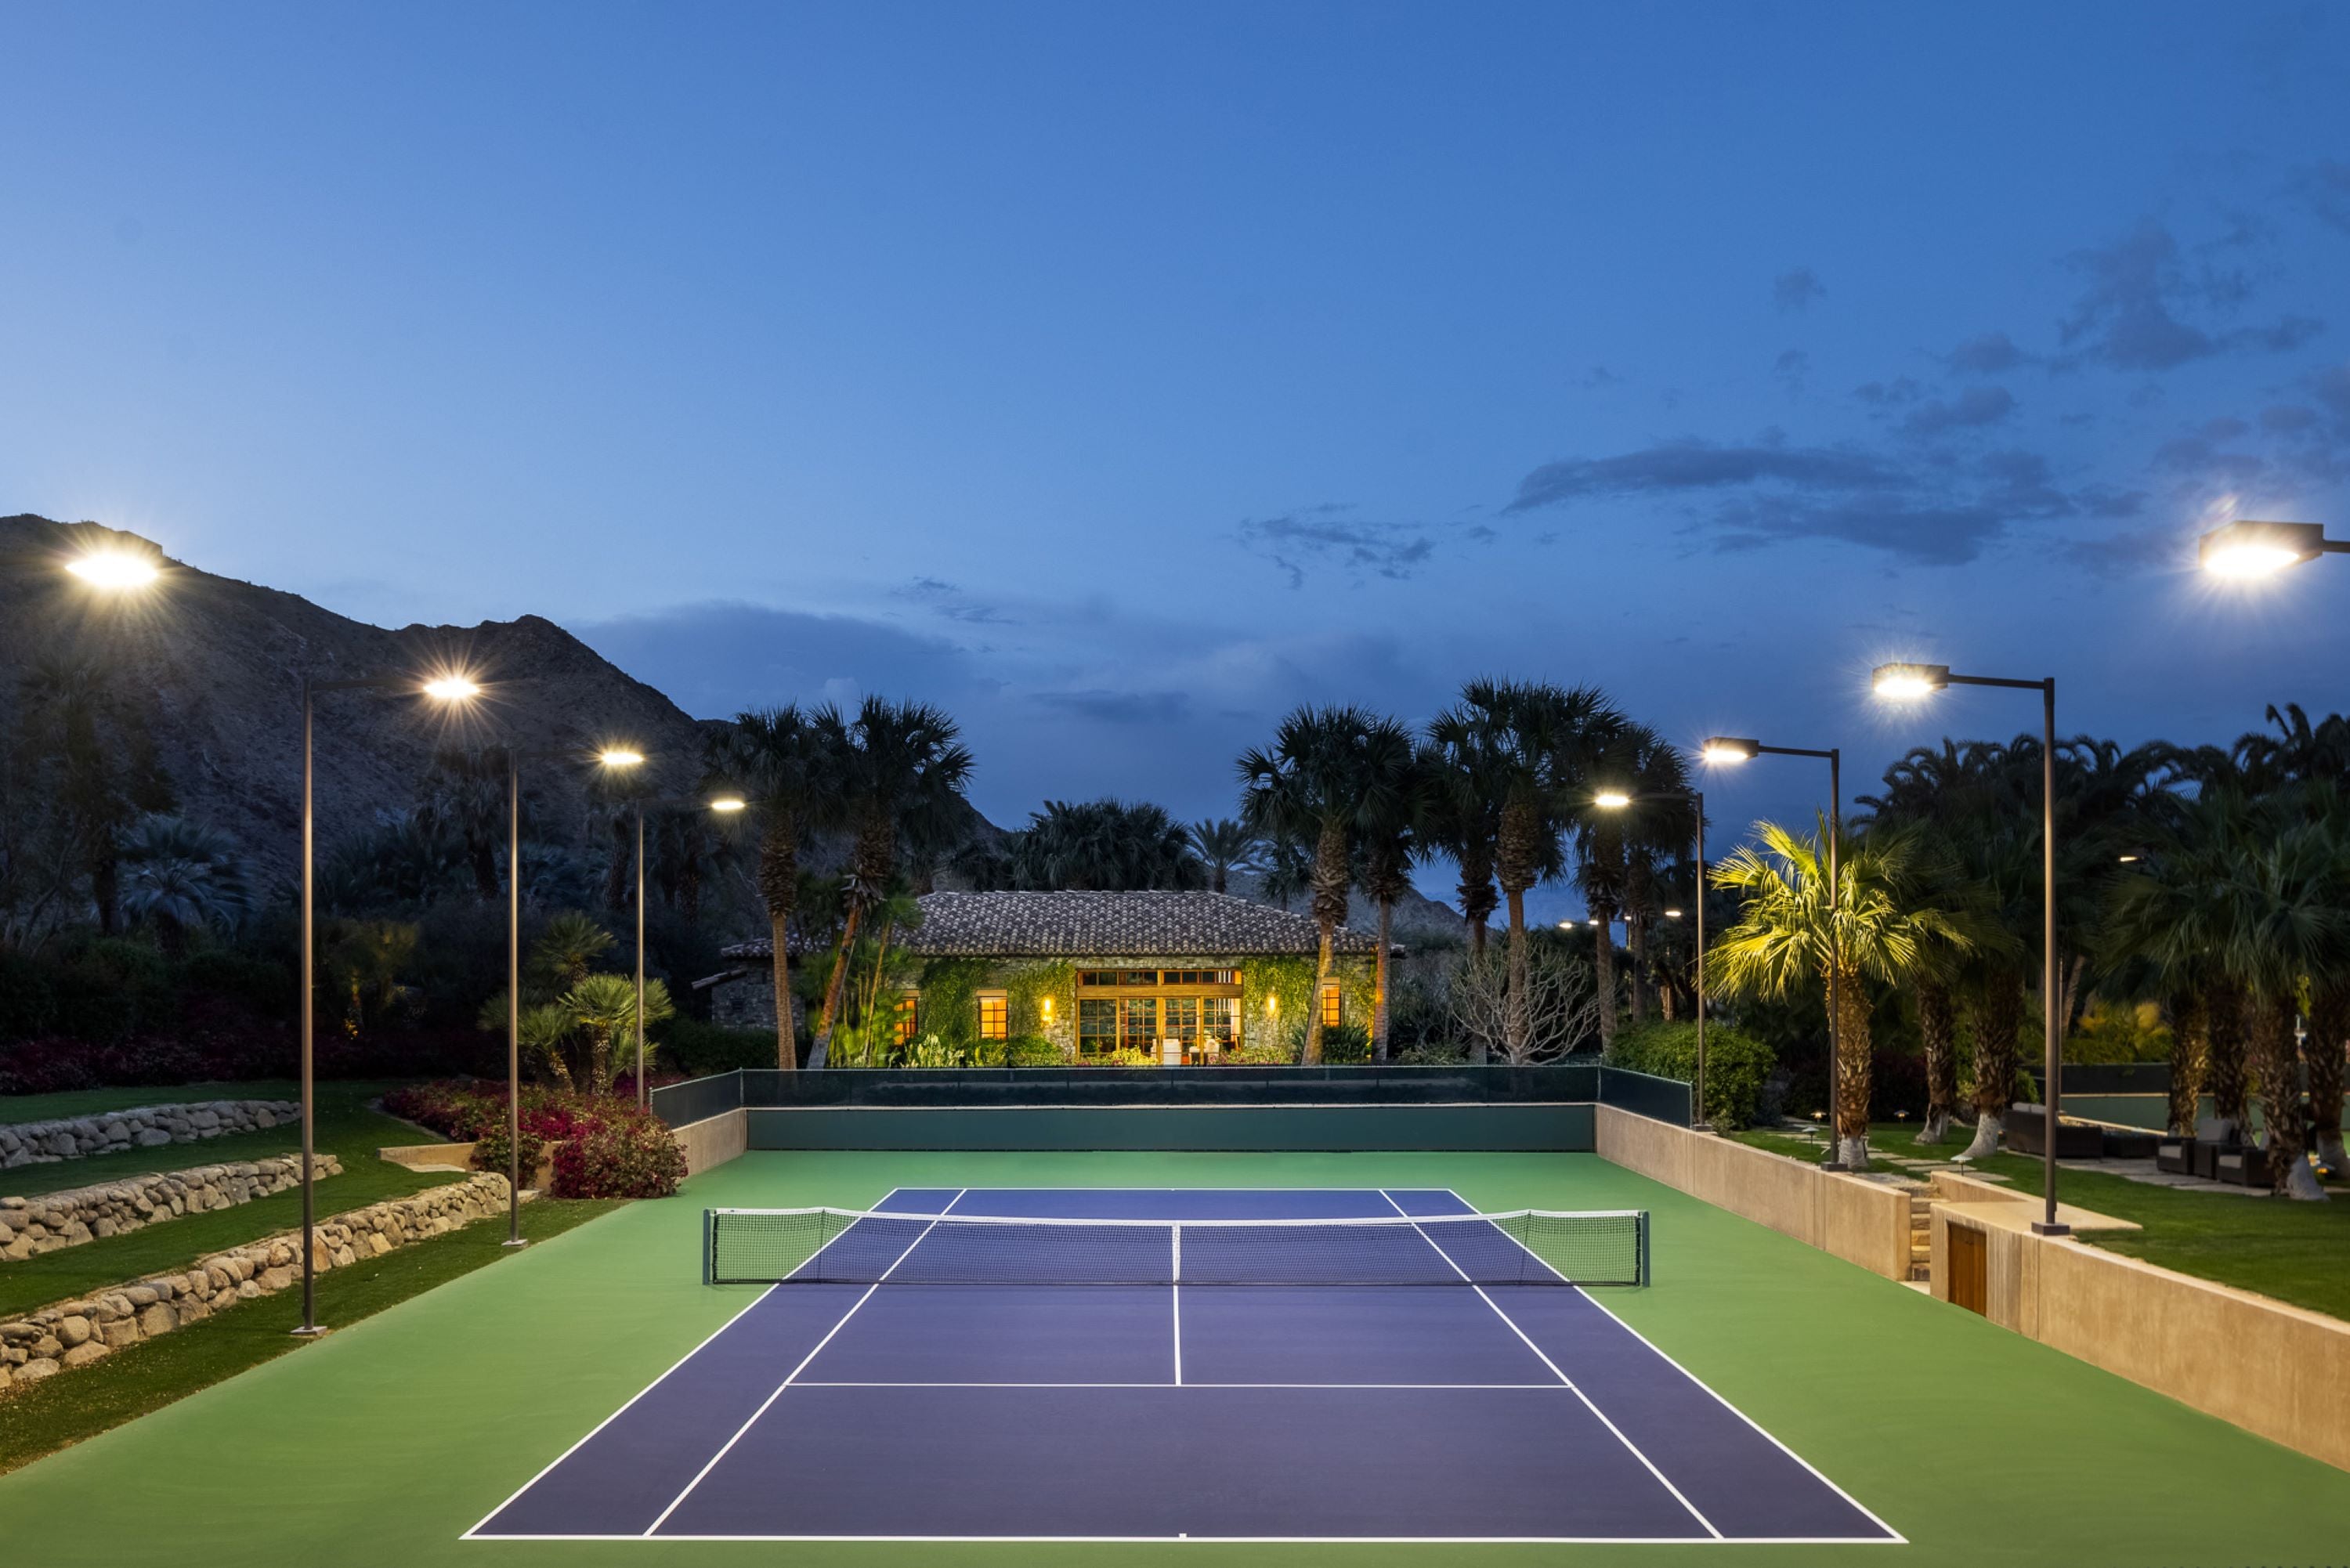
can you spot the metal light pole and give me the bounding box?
[295,673,479,1332]
[1873,663,2068,1236]
[636,799,647,1107]
[504,742,525,1248]
[1703,737,1844,1165]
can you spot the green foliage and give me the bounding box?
[2068,999,2172,1065]
[551,1115,686,1198]
[469,1116,547,1187]
[1318,1022,1371,1064]
[1000,1032,1069,1066]
[897,1034,969,1068]
[1220,1041,1296,1065]
[1607,1019,1776,1129]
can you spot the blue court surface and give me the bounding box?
[468,1188,1900,1544]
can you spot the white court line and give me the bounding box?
[473,1531,1900,1544]
[1170,1223,1183,1386]
[1436,1186,1906,1546]
[1379,1189,1723,1541]
[638,1188,969,1538]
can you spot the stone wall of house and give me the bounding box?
[0,1154,343,1261]
[0,1100,301,1170]
[0,1173,515,1393]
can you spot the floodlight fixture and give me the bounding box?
[2197,519,2340,580]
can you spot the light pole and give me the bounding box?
[2198,518,2347,580]
[1701,735,1847,1167]
[596,750,652,1108]
[1873,661,2068,1237]
[296,671,479,1333]
[1593,786,1707,1129]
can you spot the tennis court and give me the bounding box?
[469,1187,1898,1544]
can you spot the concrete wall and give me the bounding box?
[672,1108,748,1175]
[744,1102,1595,1152]
[1593,1105,1913,1281]
[1933,1199,2350,1475]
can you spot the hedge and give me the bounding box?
[381,1081,686,1199]
[1605,1020,1775,1129]
[0,1026,501,1097]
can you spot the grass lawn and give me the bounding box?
[0,1082,461,1320]
[1731,1121,2350,1321]
[0,1196,616,1476]
[0,1079,304,1125]
[0,1148,2345,1566]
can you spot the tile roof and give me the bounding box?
[719,890,1377,960]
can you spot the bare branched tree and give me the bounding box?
[1444,947,1607,1065]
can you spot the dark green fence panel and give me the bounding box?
[1596,1065,1692,1126]
[651,1069,746,1128]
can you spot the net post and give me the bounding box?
[702,1209,714,1286]
[1639,1209,1651,1288]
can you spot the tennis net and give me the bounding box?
[704,1205,1647,1288]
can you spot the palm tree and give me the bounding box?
[1710,820,1972,1170]
[1352,721,1428,1061]
[1238,705,1391,1065]
[1419,716,1503,958]
[1008,799,1203,890]
[708,704,842,1071]
[1188,818,1260,894]
[115,813,249,952]
[559,972,678,1095]
[421,745,522,902]
[1579,723,1693,1039]
[1448,680,1622,1060]
[809,699,974,1068]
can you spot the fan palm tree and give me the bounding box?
[1710,819,1973,1169]
[1447,680,1622,1058]
[1010,799,1203,890]
[420,745,522,902]
[1419,716,1503,959]
[559,971,678,1095]
[1238,705,1395,1064]
[115,813,249,952]
[1188,818,1260,894]
[1578,723,1693,1039]
[708,704,843,1071]
[809,699,974,1068]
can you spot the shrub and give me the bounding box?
[552,1113,687,1198]
[1318,1023,1371,1064]
[1606,1021,1775,1129]
[1220,1041,1295,1065]
[660,1017,783,1075]
[470,1116,548,1187]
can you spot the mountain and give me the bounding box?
[0,514,1464,943]
[1,514,721,887]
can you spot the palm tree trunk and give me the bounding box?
[2249,994,2325,1200]
[1829,966,1872,1168]
[1502,888,1528,1061]
[2205,978,2249,1140]
[1961,971,2023,1159]
[1626,914,1650,1026]
[808,903,866,1071]
[768,913,796,1072]
[2165,992,2206,1136]
[1372,898,1394,1061]
[1917,979,1957,1144]
[1468,918,1487,959]
[1590,905,1618,1050]
[2307,985,2348,1173]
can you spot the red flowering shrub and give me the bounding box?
[552,1113,689,1199]
[0,1026,499,1096]
[381,1079,685,1199]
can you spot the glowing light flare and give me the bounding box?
[1871,662,1950,701]
[598,749,646,768]
[2197,519,2325,580]
[1593,789,1633,810]
[708,796,748,813]
[67,551,161,590]
[1664,909,1684,919]
[421,675,482,703]
[1700,736,1759,764]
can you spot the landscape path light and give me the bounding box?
[1701,734,1847,1167]
[2197,518,2346,580]
[295,669,479,1333]
[1871,661,2068,1235]
[1593,785,1708,1130]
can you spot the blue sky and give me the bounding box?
[5,2,2348,921]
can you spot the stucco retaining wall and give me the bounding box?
[1932,1198,2350,1474]
[672,1109,747,1174]
[1593,1105,1912,1280]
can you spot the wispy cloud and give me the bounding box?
[1773,267,1826,312]
[2056,218,2323,371]
[1236,508,1436,587]
[1900,385,2016,438]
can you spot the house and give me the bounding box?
[707,890,1383,1063]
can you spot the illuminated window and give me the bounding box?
[895,991,920,1046]
[977,991,1008,1040]
[1319,981,1342,1029]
